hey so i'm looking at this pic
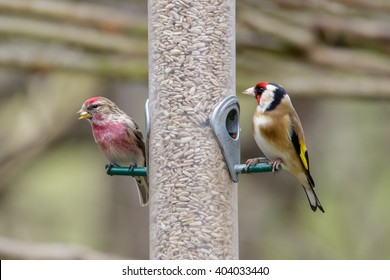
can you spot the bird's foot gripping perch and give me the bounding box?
[244,157,269,172]
[128,164,137,173]
[270,159,282,173]
[244,157,282,173]
[105,163,119,174]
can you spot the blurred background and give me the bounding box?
[0,0,389,259]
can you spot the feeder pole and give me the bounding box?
[148,0,237,259]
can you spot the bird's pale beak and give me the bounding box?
[242,87,255,96]
[77,109,91,120]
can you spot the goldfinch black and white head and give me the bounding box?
[243,82,290,112]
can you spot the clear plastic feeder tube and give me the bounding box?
[148,0,237,259]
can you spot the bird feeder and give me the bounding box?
[148,0,238,260]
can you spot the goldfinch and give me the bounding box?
[242,82,324,213]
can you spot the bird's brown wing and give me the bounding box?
[124,118,146,165]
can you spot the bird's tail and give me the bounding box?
[303,187,324,213]
[134,176,149,206]
[302,173,324,213]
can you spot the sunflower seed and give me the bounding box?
[149,0,236,260]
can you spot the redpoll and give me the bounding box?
[242,82,324,213]
[78,97,149,206]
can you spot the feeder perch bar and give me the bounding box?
[106,165,148,177]
[105,163,279,177]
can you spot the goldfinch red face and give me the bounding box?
[242,82,287,112]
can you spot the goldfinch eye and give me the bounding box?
[255,87,265,96]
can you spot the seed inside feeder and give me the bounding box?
[148,0,237,260]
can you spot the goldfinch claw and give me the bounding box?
[244,157,269,172]
[270,159,282,173]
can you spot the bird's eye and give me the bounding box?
[255,87,265,96]
[88,104,100,110]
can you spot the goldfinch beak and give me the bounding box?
[242,87,255,96]
[78,109,91,120]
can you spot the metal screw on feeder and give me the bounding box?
[210,95,240,182]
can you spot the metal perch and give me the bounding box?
[105,163,280,177]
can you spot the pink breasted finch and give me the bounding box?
[242,82,324,213]
[78,97,149,206]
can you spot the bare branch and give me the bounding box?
[308,46,390,75]
[0,15,147,55]
[237,51,390,99]
[238,7,316,51]
[0,41,147,78]
[313,15,390,51]
[0,0,146,34]
[337,0,390,11]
